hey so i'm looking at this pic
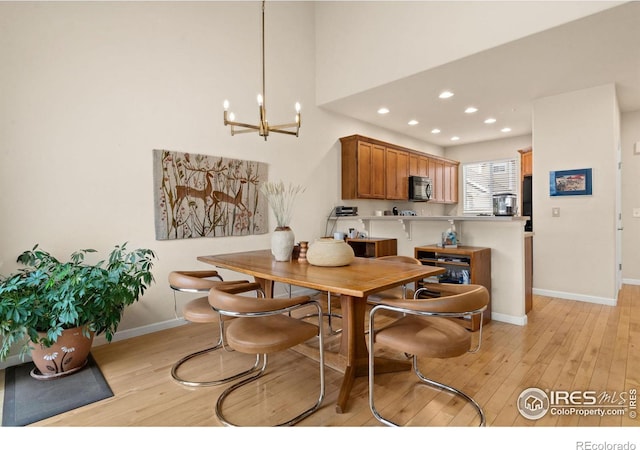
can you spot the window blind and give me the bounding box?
[463,158,518,215]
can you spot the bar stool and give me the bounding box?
[169,270,263,387]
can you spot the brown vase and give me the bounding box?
[29,325,95,380]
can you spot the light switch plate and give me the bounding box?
[552,207,560,217]
[633,208,640,218]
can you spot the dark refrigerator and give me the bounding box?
[522,175,533,231]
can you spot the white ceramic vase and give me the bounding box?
[306,238,355,267]
[271,227,295,261]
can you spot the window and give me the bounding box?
[463,158,518,215]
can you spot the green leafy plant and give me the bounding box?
[0,243,156,360]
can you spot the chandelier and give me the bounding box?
[223,1,301,140]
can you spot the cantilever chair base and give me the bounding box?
[209,286,325,427]
[368,283,489,427]
[170,332,261,387]
[215,353,324,427]
[169,270,264,387]
[369,355,485,427]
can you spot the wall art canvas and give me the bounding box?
[549,168,593,196]
[153,149,268,240]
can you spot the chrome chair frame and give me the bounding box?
[325,292,342,334]
[213,297,325,427]
[170,272,264,387]
[368,298,487,427]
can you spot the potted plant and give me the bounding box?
[0,243,156,379]
[260,180,305,261]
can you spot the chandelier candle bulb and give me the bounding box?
[221,0,301,140]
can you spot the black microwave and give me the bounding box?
[408,176,432,201]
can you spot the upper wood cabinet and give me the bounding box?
[341,134,459,203]
[428,158,444,201]
[385,147,409,200]
[409,153,429,178]
[519,147,532,177]
[341,137,386,199]
[443,160,459,203]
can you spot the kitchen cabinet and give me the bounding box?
[427,158,459,203]
[341,134,459,203]
[519,147,533,231]
[519,147,532,177]
[409,153,429,177]
[341,137,386,199]
[346,238,397,258]
[385,148,409,200]
[414,244,491,330]
[428,158,444,201]
[443,160,459,203]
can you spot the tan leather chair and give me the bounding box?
[169,270,263,387]
[367,255,423,303]
[368,283,489,427]
[209,284,325,427]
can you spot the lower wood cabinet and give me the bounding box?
[346,238,397,258]
[414,245,491,331]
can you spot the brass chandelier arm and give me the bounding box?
[222,0,301,140]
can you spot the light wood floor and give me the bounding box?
[3,284,639,427]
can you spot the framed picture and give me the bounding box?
[549,168,592,196]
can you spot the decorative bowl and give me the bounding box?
[306,238,355,267]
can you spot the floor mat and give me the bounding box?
[1,353,113,426]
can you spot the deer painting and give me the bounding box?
[153,149,267,240]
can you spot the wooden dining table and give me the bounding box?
[197,249,446,413]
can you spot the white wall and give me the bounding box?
[1,2,635,366]
[621,110,640,284]
[314,1,621,104]
[445,134,533,216]
[531,84,619,304]
[0,1,444,364]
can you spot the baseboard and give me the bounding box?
[532,288,617,306]
[623,278,640,286]
[491,312,528,326]
[0,288,324,370]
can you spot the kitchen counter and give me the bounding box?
[332,215,531,326]
[333,215,529,222]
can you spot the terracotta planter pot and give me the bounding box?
[30,325,95,380]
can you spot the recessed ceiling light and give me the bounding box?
[438,91,454,99]
[484,118,497,124]
[501,127,512,133]
[451,136,460,141]
[431,128,441,134]
[377,107,389,114]
[464,107,478,114]
[408,119,419,126]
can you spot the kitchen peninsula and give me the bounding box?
[332,214,531,326]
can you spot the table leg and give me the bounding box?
[253,277,274,298]
[335,294,410,414]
